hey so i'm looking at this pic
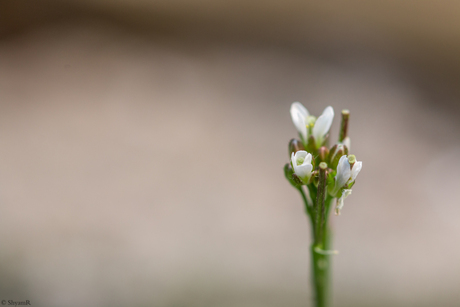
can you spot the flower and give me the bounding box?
[290,102,334,148]
[333,155,351,195]
[290,150,313,184]
[332,155,362,213]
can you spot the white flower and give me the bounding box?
[333,155,351,195]
[333,155,363,193]
[336,189,352,215]
[290,102,334,147]
[332,155,362,213]
[290,150,313,184]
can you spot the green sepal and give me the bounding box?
[306,135,317,155]
[326,171,336,196]
[289,139,304,157]
[284,163,302,188]
[329,144,349,170]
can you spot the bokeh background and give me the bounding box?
[1,1,460,306]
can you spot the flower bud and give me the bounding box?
[288,139,304,157]
[328,144,348,170]
[306,135,317,154]
[318,146,329,163]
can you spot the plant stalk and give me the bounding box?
[312,164,332,307]
[311,223,332,307]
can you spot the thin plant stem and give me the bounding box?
[312,164,331,307]
[311,198,333,307]
[297,186,312,218]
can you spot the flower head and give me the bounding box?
[290,102,334,148]
[334,155,351,194]
[330,155,362,213]
[290,150,313,184]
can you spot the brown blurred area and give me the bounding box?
[0,1,459,307]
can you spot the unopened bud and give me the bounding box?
[306,135,317,154]
[329,144,348,170]
[288,139,304,156]
[318,146,329,163]
[328,144,337,163]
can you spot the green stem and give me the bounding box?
[315,164,328,245]
[311,223,332,307]
[311,195,333,307]
[297,186,312,218]
[296,180,333,307]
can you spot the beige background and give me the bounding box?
[0,1,459,306]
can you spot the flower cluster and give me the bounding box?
[285,102,362,215]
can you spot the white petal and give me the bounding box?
[291,152,296,170]
[290,102,309,118]
[335,155,351,192]
[298,114,308,141]
[290,103,308,142]
[302,152,312,165]
[313,106,334,146]
[294,150,308,161]
[297,114,308,141]
[295,163,313,181]
[343,137,351,150]
[350,161,362,182]
[292,150,306,173]
[291,151,313,183]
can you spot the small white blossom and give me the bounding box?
[290,102,334,147]
[290,150,313,184]
[333,155,351,194]
[332,155,362,213]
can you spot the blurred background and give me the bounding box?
[1,1,460,306]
